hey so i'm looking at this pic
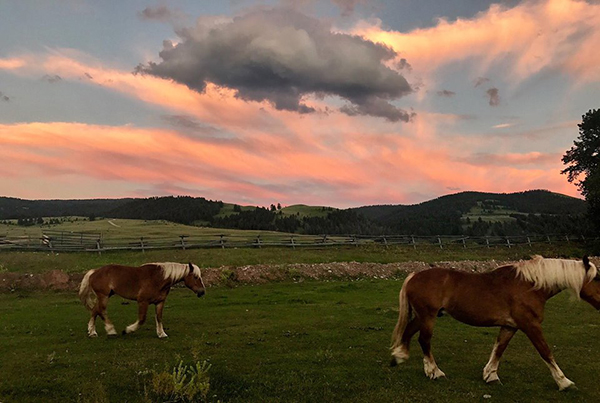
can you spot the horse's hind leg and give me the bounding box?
[87,313,98,338]
[418,315,445,380]
[392,317,421,364]
[96,294,117,336]
[483,326,517,384]
[124,301,148,335]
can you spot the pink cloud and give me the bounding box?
[354,0,600,83]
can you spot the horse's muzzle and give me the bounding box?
[197,290,205,298]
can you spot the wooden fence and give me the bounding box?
[0,230,592,253]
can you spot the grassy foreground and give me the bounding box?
[1,279,599,402]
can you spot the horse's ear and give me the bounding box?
[583,255,591,271]
[188,262,194,273]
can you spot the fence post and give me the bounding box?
[485,236,490,248]
[547,235,551,244]
[96,238,102,255]
[527,236,532,248]
[290,236,296,250]
[219,234,225,249]
[180,235,186,250]
[140,237,145,253]
[565,235,570,243]
[506,238,511,248]
[255,235,262,249]
[411,236,416,250]
[383,236,388,249]
[352,235,358,247]
[462,238,466,249]
[438,236,443,249]
[322,235,328,244]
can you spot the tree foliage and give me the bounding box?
[562,109,600,228]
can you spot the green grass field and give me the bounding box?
[0,241,588,274]
[1,279,599,402]
[280,204,334,218]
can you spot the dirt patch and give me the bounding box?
[1,257,598,293]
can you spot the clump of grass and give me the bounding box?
[147,360,211,402]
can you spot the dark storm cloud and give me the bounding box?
[42,74,62,83]
[486,87,500,106]
[136,8,413,122]
[436,89,455,97]
[0,91,9,102]
[474,76,490,87]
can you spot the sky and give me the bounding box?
[0,0,598,208]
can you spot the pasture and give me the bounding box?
[1,278,599,402]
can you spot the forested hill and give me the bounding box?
[352,190,589,236]
[0,190,591,236]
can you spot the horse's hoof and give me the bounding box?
[390,358,398,367]
[122,330,127,336]
[560,382,577,392]
[88,333,98,338]
[486,379,502,386]
[107,333,118,338]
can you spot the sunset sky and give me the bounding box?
[1,0,598,207]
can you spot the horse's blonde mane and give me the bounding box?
[515,255,597,296]
[148,262,202,283]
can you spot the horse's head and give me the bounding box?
[580,256,600,310]
[183,262,206,297]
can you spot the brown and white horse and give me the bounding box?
[79,262,205,338]
[390,255,600,390]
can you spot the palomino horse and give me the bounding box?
[390,255,600,390]
[79,262,205,338]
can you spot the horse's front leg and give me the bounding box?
[124,301,149,335]
[483,326,517,384]
[418,316,445,380]
[155,301,168,338]
[521,323,575,391]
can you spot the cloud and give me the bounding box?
[0,91,9,102]
[397,58,412,71]
[486,87,500,106]
[332,0,367,17]
[0,57,26,70]
[474,77,490,87]
[42,74,62,83]
[436,89,455,97]
[492,123,514,129]
[355,0,600,83]
[137,7,413,121]
[139,5,186,24]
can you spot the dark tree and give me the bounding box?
[562,109,600,228]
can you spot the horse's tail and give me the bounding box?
[79,269,97,311]
[390,272,415,365]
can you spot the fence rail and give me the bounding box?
[0,231,594,253]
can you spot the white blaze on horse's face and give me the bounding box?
[184,263,206,297]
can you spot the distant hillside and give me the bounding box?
[353,190,589,236]
[0,197,132,219]
[0,190,591,236]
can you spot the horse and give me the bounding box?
[390,255,600,390]
[79,262,205,338]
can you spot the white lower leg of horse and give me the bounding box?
[125,321,140,334]
[105,321,117,335]
[391,345,410,364]
[545,360,574,391]
[88,317,98,337]
[423,356,446,379]
[483,342,500,383]
[155,316,168,338]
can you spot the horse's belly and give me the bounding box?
[446,299,511,327]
